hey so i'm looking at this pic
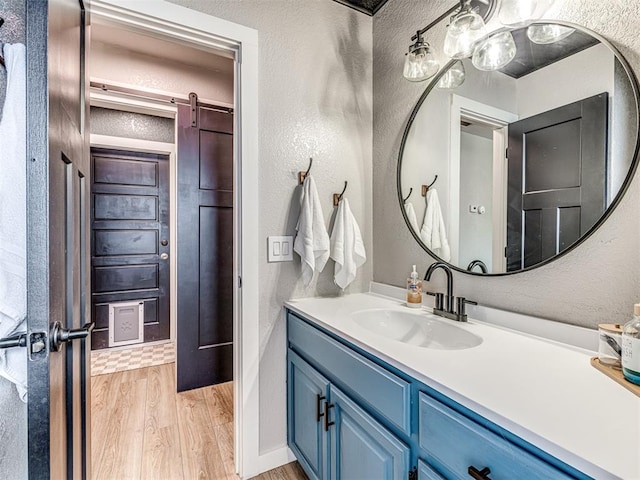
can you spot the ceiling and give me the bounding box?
[333,0,390,15]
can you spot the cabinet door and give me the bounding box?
[418,459,445,480]
[329,385,410,480]
[288,350,330,480]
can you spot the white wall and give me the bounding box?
[516,43,614,119]
[167,0,373,456]
[374,0,640,329]
[459,131,493,271]
[90,37,235,105]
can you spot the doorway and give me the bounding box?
[86,1,262,476]
[87,17,239,479]
[449,94,518,273]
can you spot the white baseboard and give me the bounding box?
[256,447,296,475]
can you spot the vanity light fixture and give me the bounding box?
[437,60,466,89]
[498,0,555,27]
[472,31,517,71]
[403,31,440,82]
[443,0,488,59]
[526,23,575,44]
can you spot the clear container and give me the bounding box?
[621,304,640,385]
[598,323,623,367]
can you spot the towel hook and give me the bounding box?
[333,181,348,206]
[0,17,5,69]
[298,157,313,185]
[403,187,413,204]
[421,175,438,197]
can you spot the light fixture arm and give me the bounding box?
[410,0,496,42]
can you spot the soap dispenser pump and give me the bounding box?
[406,265,423,308]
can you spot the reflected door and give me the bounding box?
[506,93,608,271]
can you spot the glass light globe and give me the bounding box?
[443,10,487,59]
[472,31,517,71]
[403,42,440,82]
[498,0,555,27]
[527,24,575,44]
[437,61,466,89]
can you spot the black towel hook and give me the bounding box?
[0,18,6,68]
[421,175,438,197]
[333,181,348,206]
[298,157,313,185]
[403,187,413,203]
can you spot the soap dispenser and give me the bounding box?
[622,304,640,385]
[406,265,423,308]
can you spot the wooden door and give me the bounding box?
[25,0,91,478]
[176,97,234,391]
[506,93,608,271]
[89,148,170,349]
[287,351,330,480]
[329,385,410,479]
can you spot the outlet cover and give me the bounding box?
[268,236,294,262]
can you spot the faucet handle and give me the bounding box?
[426,291,444,310]
[455,297,477,316]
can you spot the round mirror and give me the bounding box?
[398,21,640,275]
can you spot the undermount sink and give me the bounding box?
[351,309,482,350]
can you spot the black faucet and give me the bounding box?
[424,262,454,313]
[424,262,477,322]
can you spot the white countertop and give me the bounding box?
[285,292,640,480]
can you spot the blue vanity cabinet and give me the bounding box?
[288,350,330,480]
[418,392,575,480]
[330,385,410,479]
[288,349,410,480]
[286,310,586,480]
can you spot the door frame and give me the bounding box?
[449,94,518,271]
[88,1,261,477]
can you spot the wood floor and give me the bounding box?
[91,362,307,480]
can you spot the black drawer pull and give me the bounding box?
[468,466,491,480]
[316,394,325,422]
[324,402,335,431]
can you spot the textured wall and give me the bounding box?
[373,0,640,328]
[0,0,28,478]
[167,0,373,455]
[90,40,234,106]
[90,106,175,143]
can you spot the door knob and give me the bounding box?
[160,253,169,260]
[50,321,95,352]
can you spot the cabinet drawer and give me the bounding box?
[288,312,411,436]
[418,392,572,479]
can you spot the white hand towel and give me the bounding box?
[420,189,451,262]
[0,44,28,401]
[294,175,330,287]
[404,202,420,233]
[330,198,366,289]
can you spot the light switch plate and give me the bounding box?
[268,236,294,262]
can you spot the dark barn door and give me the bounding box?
[176,97,234,392]
[506,93,608,271]
[90,148,170,350]
[23,0,91,478]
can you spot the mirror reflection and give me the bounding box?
[399,22,639,274]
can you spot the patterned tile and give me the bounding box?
[91,342,175,376]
